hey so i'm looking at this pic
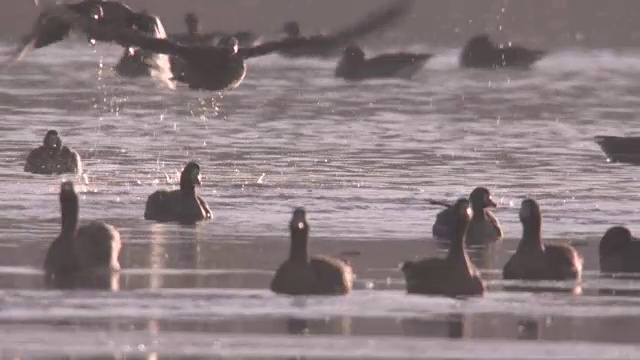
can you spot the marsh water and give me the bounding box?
[0,41,640,359]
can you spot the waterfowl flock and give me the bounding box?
[7,0,638,299]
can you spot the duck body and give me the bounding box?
[270,208,353,295]
[45,181,121,288]
[335,45,432,80]
[24,130,81,175]
[277,0,411,58]
[432,187,502,244]
[503,199,582,281]
[594,136,640,165]
[599,226,640,273]
[460,34,545,69]
[403,199,485,297]
[144,162,212,223]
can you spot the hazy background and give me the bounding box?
[2,0,640,49]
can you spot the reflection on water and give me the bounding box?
[1,42,640,358]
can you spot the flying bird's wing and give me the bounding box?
[238,37,309,59]
[9,5,74,62]
[331,0,412,45]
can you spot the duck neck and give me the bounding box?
[180,176,196,198]
[472,204,486,220]
[289,229,309,263]
[60,195,79,237]
[447,221,470,265]
[520,217,544,251]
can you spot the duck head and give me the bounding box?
[218,36,239,54]
[600,226,633,257]
[519,199,541,224]
[43,130,61,149]
[453,198,472,237]
[59,181,79,235]
[283,21,301,38]
[180,161,202,189]
[343,45,366,62]
[469,187,496,211]
[185,12,199,35]
[290,207,309,235]
[465,34,494,51]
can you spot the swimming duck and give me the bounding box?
[599,226,640,273]
[503,199,583,280]
[10,0,156,62]
[54,10,317,91]
[44,181,121,287]
[335,45,432,81]
[270,208,353,295]
[24,130,82,175]
[277,0,412,58]
[594,136,640,165]
[459,34,546,69]
[431,187,503,244]
[401,199,485,297]
[144,161,212,223]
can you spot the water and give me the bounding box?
[1,41,640,359]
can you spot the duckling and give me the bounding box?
[144,161,212,223]
[503,199,583,280]
[460,34,546,69]
[335,45,432,81]
[24,130,82,175]
[599,226,640,273]
[432,187,503,244]
[401,199,485,297]
[271,208,353,295]
[45,181,121,287]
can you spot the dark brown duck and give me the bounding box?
[460,34,546,69]
[45,181,121,288]
[144,161,212,224]
[594,136,640,165]
[24,130,82,175]
[432,187,503,244]
[335,45,432,81]
[503,199,583,281]
[402,199,485,297]
[271,208,353,295]
[599,226,640,273]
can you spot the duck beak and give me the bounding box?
[487,198,497,208]
[193,173,201,186]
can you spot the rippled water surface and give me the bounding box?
[1,41,640,359]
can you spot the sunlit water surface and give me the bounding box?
[0,41,640,359]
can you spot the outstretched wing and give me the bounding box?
[9,5,74,62]
[332,0,413,44]
[238,37,310,59]
[49,5,186,57]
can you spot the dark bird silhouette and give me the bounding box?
[431,187,503,244]
[45,181,121,289]
[460,34,546,69]
[503,199,583,280]
[144,162,212,224]
[24,130,82,175]
[600,226,640,273]
[271,208,353,295]
[401,199,485,297]
[51,8,320,91]
[335,45,432,80]
[10,0,156,62]
[594,136,640,165]
[277,0,413,58]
